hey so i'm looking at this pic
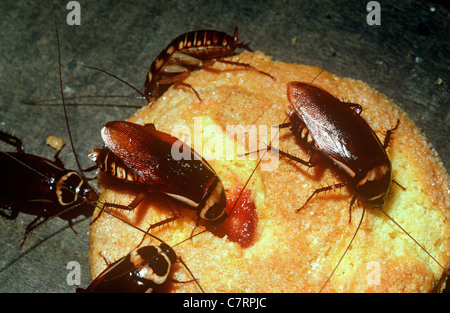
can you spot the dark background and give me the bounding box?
[0,0,448,292]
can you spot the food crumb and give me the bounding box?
[46,135,65,151]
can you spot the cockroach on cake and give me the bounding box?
[144,27,274,102]
[77,230,206,293]
[271,81,448,291]
[82,28,273,105]
[88,120,260,249]
[77,242,200,293]
[277,81,398,211]
[89,121,228,230]
[0,130,98,249]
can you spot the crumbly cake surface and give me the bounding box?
[89,52,450,292]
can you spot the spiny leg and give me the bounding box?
[298,182,349,212]
[20,212,80,249]
[93,192,181,232]
[172,81,201,101]
[0,131,25,153]
[271,146,320,168]
[91,191,148,225]
[383,119,407,191]
[156,71,201,101]
[382,119,400,149]
[143,196,181,233]
[264,146,349,211]
[20,215,49,249]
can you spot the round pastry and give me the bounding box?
[88,52,450,292]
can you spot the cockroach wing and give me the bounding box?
[101,121,165,183]
[78,254,129,292]
[80,244,177,293]
[101,121,217,204]
[287,82,389,180]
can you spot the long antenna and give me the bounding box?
[319,204,365,292]
[379,207,448,274]
[54,21,85,177]
[82,64,148,101]
[23,95,143,108]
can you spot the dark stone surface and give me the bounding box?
[0,0,448,292]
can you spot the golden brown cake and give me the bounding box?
[88,52,450,292]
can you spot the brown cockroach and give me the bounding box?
[77,229,207,293]
[144,27,274,102]
[88,121,228,230]
[0,131,98,249]
[273,81,448,291]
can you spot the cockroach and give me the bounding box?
[273,81,448,291]
[0,21,100,252]
[144,27,274,102]
[278,81,396,210]
[0,130,98,248]
[77,230,206,293]
[89,121,227,230]
[75,28,271,104]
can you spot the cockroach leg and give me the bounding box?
[297,182,349,213]
[269,146,320,168]
[382,119,400,149]
[94,192,182,232]
[98,252,111,267]
[348,195,358,224]
[392,179,406,190]
[172,81,202,101]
